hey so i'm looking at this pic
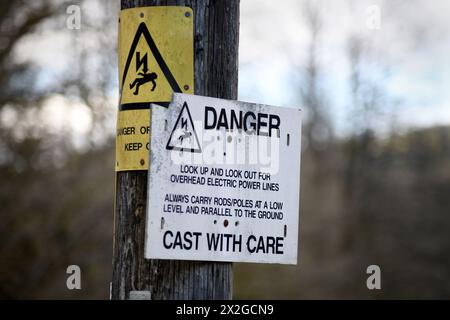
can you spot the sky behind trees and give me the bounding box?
[239,0,450,136]
[8,0,450,143]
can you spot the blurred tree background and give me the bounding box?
[1,0,450,299]
[0,0,117,299]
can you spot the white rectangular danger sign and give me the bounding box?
[145,93,302,264]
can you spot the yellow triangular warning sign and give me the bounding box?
[121,23,181,105]
[119,7,194,108]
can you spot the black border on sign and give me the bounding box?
[119,102,169,111]
[166,101,202,153]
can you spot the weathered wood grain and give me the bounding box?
[112,0,239,300]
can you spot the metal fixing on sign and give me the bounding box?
[145,93,302,264]
[116,7,194,171]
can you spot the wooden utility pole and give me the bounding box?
[112,0,240,300]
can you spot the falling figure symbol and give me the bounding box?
[178,130,192,145]
[129,71,158,95]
